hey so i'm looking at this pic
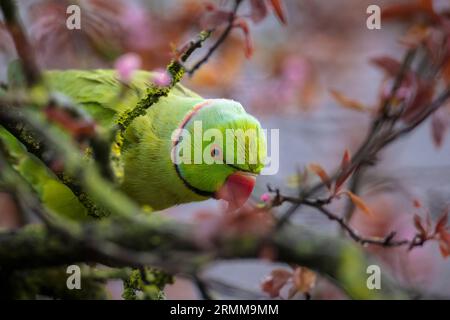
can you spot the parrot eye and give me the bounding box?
[210,145,222,159]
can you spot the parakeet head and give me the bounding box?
[171,99,267,209]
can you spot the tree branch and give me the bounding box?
[0,0,41,85]
[0,220,411,299]
[186,0,243,75]
[275,46,450,237]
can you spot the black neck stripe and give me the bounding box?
[172,101,215,198]
[174,163,214,197]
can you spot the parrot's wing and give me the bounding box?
[44,69,201,128]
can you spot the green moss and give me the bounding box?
[113,60,186,151]
[122,268,173,300]
[116,86,168,132]
[60,173,109,218]
[167,61,185,85]
[122,270,140,300]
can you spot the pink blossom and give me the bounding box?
[153,69,172,87]
[114,53,142,84]
[260,193,271,203]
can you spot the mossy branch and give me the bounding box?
[0,220,410,299]
[0,142,406,299]
[114,30,212,148]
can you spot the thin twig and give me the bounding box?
[186,0,243,75]
[388,87,450,141]
[274,46,449,232]
[302,199,427,249]
[0,0,41,85]
[178,30,213,63]
[268,187,427,248]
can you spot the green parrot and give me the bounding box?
[0,69,267,217]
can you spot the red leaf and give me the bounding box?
[414,214,427,237]
[382,0,437,21]
[371,56,403,77]
[420,0,435,13]
[233,18,253,58]
[330,90,368,112]
[335,149,352,193]
[441,229,450,244]
[438,229,450,258]
[249,0,268,23]
[200,9,232,30]
[269,0,287,25]
[308,163,331,190]
[442,59,450,85]
[424,27,448,65]
[402,80,435,124]
[261,268,292,298]
[431,110,449,148]
[382,3,423,20]
[345,191,373,218]
[340,149,351,169]
[439,240,450,258]
[435,209,449,234]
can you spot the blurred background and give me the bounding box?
[1,0,450,299]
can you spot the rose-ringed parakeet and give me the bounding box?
[0,69,266,217]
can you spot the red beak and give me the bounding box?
[215,172,256,210]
